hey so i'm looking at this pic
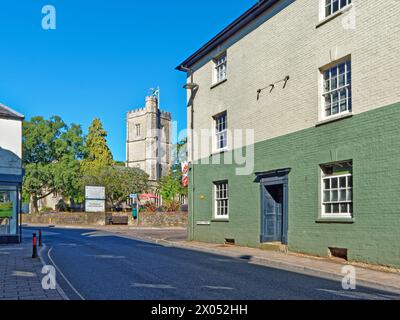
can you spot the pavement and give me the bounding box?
[19,225,400,300]
[0,239,64,300]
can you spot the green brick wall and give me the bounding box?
[189,102,400,268]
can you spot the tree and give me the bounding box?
[81,118,113,174]
[83,166,148,210]
[171,137,188,165]
[158,171,185,212]
[22,116,84,213]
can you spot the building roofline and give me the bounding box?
[0,103,25,120]
[176,0,279,72]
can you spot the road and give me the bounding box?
[23,227,399,300]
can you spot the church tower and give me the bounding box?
[126,95,172,182]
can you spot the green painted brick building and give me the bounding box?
[188,103,400,267]
[177,0,400,267]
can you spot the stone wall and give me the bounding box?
[137,212,188,228]
[22,211,188,228]
[22,212,108,226]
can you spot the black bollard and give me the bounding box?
[32,233,38,259]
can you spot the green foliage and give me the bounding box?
[0,202,13,218]
[22,116,84,213]
[83,166,148,209]
[22,116,150,214]
[158,171,185,212]
[55,199,69,212]
[81,118,113,175]
[172,137,188,165]
[40,206,54,213]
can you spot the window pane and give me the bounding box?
[324,79,330,92]
[340,93,347,112]
[338,64,346,86]
[325,204,332,214]
[333,0,339,12]
[331,177,338,189]
[331,190,338,202]
[331,65,337,77]
[340,203,348,213]
[332,92,339,115]
[324,191,331,202]
[347,189,353,201]
[325,95,332,117]
[324,179,330,190]
[339,177,347,188]
[347,176,353,187]
[339,190,347,202]
[332,204,340,214]
[331,75,338,91]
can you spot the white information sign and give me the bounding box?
[85,186,106,200]
[85,200,105,213]
[85,186,106,213]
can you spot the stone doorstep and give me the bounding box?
[260,242,288,253]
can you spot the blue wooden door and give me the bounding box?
[262,185,283,243]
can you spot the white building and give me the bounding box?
[0,103,24,243]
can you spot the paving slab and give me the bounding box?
[0,243,64,300]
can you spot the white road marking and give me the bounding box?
[47,246,85,300]
[202,286,234,291]
[131,283,176,289]
[38,244,70,301]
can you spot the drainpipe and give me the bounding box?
[180,66,197,241]
[190,98,195,241]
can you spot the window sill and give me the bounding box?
[316,4,353,29]
[210,148,229,157]
[211,219,230,223]
[316,113,353,127]
[316,217,354,224]
[210,78,227,90]
[196,221,211,226]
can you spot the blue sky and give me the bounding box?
[0,0,251,161]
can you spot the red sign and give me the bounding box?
[181,162,189,187]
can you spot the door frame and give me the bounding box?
[256,169,290,245]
